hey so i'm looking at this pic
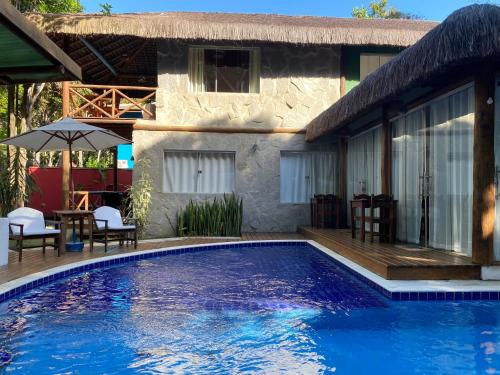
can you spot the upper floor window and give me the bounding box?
[188,47,260,94]
[360,53,395,81]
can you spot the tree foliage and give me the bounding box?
[352,0,421,20]
[99,3,112,15]
[11,0,83,13]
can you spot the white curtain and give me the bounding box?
[310,152,337,195]
[198,152,235,193]
[391,109,425,244]
[164,151,235,193]
[346,127,382,222]
[188,47,205,92]
[280,153,309,203]
[164,152,199,193]
[280,152,337,203]
[428,87,474,255]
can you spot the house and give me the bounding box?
[28,11,436,237]
[306,4,500,265]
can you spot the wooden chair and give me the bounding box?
[92,206,137,252]
[369,194,396,243]
[351,194,372,242]
[312,194,341,229]
[8,207,60,261]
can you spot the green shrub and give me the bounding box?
[126,159,152,239]
[176,194,243,237]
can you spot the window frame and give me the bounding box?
[163,150,236,194]
[359,53,395,81]
[188,45,261,94]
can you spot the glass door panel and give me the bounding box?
[392,85,474,254]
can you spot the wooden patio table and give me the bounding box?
[53,210,94,255]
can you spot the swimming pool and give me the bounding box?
[0,242,499,374]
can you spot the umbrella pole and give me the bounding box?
[69,142,73,209]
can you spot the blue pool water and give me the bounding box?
[0,244,499,374]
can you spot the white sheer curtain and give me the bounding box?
[429,87,474,255]
[198,152,235,193]
[280,152,337,203]
[310,152,337,195]
[164,152,198,193]
[188,47,205,92]
[164,151,235,193]
[280,153,309,203]
[346,127,382,222]
[391,109,425,244]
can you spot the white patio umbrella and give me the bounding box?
[0,117,130,205]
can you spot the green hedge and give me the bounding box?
[176,194,243,237]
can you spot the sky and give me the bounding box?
[80,0,498,21]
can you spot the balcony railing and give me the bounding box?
[65,83,156,121]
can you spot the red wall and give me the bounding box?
[28,167,133,215]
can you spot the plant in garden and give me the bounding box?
[176,194,243,237]
[126,159,152,239]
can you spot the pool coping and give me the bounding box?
[1,240,500,303]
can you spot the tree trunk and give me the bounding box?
[7,85,16,166]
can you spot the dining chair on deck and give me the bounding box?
[369,194,396,243]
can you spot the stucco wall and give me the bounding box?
[132,41,341,237]
[133,130,336,237]
[156,41,341,128]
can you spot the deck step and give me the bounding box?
[299,227,481,280]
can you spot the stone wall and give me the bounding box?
[133,130,337,238]
[132,41,341,237]
[156,41,341,128]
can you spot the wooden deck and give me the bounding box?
[299,227,481,280]
[0,233,304,285]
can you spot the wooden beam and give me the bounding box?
[62,81,70,210]
[112,147,118,191]
[133,123,306,134]
[472,67,496,265]
[340,46,346,97]
[78,37,118,77]
[381,107,392,195]
[0,65,65,75]
[338,137,348,227]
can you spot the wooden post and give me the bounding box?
[62,81,70,210]
[112,146,118,191]
[472,68,496,265]
[339,46,346,97]
[338,137,348,227]
[381,107,392,195]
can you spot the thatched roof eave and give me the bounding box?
[26,11,437,47]
[306,4,500,141]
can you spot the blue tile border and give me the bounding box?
[0,240,498,304]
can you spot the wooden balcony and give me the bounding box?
[65,83,156,125]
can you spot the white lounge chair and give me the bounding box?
[8,207,60,261]
[92,206,137,252]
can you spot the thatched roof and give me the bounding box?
[27,12,436,47]
[306,4,500,141]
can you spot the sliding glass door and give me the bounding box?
[392,85,474,255]
[347,126,382,222]
[392,109,426,245]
